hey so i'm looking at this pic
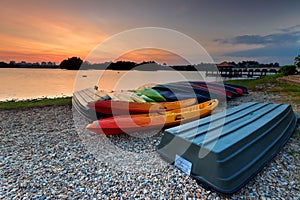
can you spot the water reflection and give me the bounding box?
[0,68,224,101]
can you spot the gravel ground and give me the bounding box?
[0,91,299,199]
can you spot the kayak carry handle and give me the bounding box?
[175,114,184,121]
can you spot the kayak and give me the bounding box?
[177,81,243,96]
[174,82,232,99]
[225,83,249,94]
[135,92,156,102]
[111,91,146,102]
[152,88,210,102]
[136,88,167,102]
[86,99,218,134]
[155,82,230,100]
[87,98,197,115]
[152,86,211,102]
[199,81,243,96]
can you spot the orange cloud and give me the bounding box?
[115,48,190,65]
[0,1,108,63]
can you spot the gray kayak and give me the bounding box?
[156,102,298,194]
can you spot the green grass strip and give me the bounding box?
[0,97,72,110]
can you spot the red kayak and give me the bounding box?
[205,82,243,95]
[87,98,196,115]
[86,99,218,135]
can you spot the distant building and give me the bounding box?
[9,61,16,65]
[216,61,235,68]
[19,61,27,66]
[216,61,235,71]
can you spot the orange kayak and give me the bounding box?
[86,99,218,135]
[87,98,196,115]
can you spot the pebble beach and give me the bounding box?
[0,92,299,199]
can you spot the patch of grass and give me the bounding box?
[226,73,300,105]
[0,97,72,110]
[225,73,285,91]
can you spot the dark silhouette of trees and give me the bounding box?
[234,61,280,68]
[279,65,296,75]
[59,57,83,70]
[0,62,9,68]
[106,61,136,70]
[294,55,300,68]
[0,61,57,68]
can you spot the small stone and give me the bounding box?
[19,182,27,188]
[59,194,69,199]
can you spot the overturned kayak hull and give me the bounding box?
[156,102,297,194]
[86,99,218,135]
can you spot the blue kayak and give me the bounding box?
[152,85,211,102]
[161,82,231,99]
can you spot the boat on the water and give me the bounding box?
[87,98,197,115]
[156,102,298,194]
[86,99,219,135]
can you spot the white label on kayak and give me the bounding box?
[175,154,192,175]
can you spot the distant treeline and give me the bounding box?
[81,60,219,71]
[226,61,280,68]
[0,61,58,69]
[0,57,282,71]
[70,60,282,71]
[59,57,216,71]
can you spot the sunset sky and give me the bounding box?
[0,0,299,65]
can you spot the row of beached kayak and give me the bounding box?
[85,81,248,135]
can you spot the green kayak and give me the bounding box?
[136,88,167,102]
[135,92,155,102]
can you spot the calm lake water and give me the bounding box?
[0,68,224,101]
